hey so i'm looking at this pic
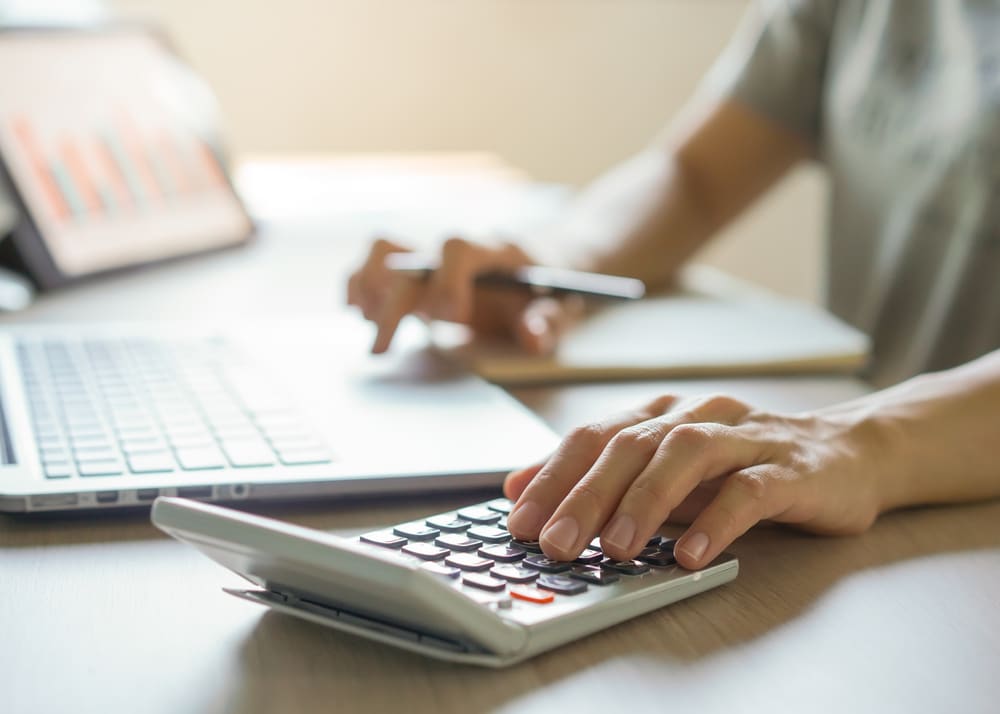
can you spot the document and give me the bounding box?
[435,267,870,385]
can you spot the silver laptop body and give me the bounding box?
[0,314,559,512]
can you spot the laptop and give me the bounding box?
[0,315,560,512]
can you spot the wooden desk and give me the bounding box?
[2,158,998,714]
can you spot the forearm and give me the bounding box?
[555,150,721,290]
[829,350,1000,512]
[540,99,809,291]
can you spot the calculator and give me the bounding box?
[152,496,739,667]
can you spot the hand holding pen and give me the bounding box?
[346,237,643,354]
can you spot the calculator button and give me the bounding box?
[511,539,543,553]
[657,537,678,552]
[402,542,450,561]
[509,586,555,604]
[462,573,507,592]
[637,546,677,567]
[485,498,513,514]
[425,515,472,533]
[457,506,501,524]
[467,526,510,544]
[601,558,651,575]
[360,531,407,549]
[570,565,620,586]
[537,575,588,596]
[574,547,603,564]
[434,533,482,552]
[421,562,461,579]
[478,545,527,563]
[523,554,572,573]
[445,553,495,572]
[393,523,440,541]
[490,565,540,583]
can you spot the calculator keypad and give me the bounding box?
[358,498,685,621]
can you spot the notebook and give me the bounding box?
[435,267,870,385]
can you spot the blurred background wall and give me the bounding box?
[10,0,828,301]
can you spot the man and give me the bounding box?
[348,1,1000,569]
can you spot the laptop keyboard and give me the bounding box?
[17,337,332,480]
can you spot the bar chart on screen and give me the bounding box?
[0,29,251,279]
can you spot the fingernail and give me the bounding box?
[507,501,545,536]
[541,516,579,554]
[526,315,548,336]
[602,514,636,552]
[678,532,709,563]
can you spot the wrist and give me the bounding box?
[822,399,914,516]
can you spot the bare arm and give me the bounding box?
[550,98,811,290]
[348,97,811,351]
[504,348,1000,569]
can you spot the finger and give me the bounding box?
[506,394,677,541]
[346,273,362,307]
[598,423,768,561]
[532,395,753,560]
[355,238,410,318]
[536,417,676,559]
[371,275,423,354]
[426,239,529,323]
[503,462,545,501]
[674,465,792,569]
[664,483,720,524]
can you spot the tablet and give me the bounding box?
[0,25,253,288]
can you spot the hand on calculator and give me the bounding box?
[504,392,889,570]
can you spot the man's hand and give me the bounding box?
[504,393,891,569]
[346,237,579,354]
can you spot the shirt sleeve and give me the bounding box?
[699,0,838,144]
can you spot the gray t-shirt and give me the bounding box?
[705,0,1000,386]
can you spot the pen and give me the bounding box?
[385,253,645,301]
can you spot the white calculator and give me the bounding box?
[152,496,739,667]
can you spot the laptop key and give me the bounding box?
[127,453,176,474]
[277,449,332,466]
[77,459,124,477]
[221,441,275,468]
[176,447,226,471]
[43,462,73,479]
[73,447,119,463]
